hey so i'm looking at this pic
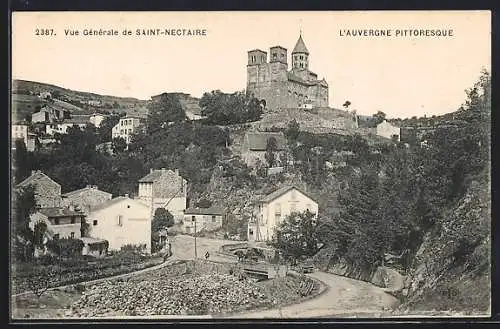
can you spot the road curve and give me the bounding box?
[220,270,400,319]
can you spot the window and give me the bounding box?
[261,56,265,62]
[191,216,196,222]
[71,217,76,224]
[300,63,304,68]
[93,220,98,226]
[212,215,216,222]
[273,52,277,59]
[300,55,303,60]
[117,215,123,226]
[70,232,75,239]
[275,203,281,223]
[53,234,60,240]
[54,218,60,225]
[249,229,254,235]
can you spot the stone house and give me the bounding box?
[29,206,86,240]
[241,131,287,168]
[376,120,401,141]
[182,207,225,234]
[248,185,318,242]
[31,105,70,124]
[16,170,62,208]
[87,196,152,253]
[137,168,188,222]
[61,185,113,215]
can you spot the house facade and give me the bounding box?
[248,185,318,242]
[89,113,107,128]
[16,170,62,208]
[31,106,69,124]
[241,131,287,168]
[87,196,152,253]
[45,117,88,135]
[182,207,224,234]
[111,115,144,144]
[62,185,113,215]
[376,120,401,141]
[12,122,36,151]
[137,168,188,222]
[29,206,85,239]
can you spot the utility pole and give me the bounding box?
[193,216,197,259]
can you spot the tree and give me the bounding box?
[269,210,319,264]
[13,139,30,184]
[199,90,263,125]
[97,114,120,143]
[265,136,278,168]
[112,137,127,153]
[285,119,300,145]
[147,93,185,133]
[152,208,174,232]
[372,110,386,124]
[195,199,212,208]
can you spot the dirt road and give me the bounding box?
[220,270,399,318]
[169,235,238,263]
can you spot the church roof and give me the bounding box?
[292,35,309,54]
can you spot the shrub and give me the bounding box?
[46,237,85,258]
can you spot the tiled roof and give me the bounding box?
[17,170,60,188]
[184,207,224,216]
[244,132,287,151]
[292,35,309,54]
[259,185,315,204]
[138,169,184,183]
[89,196,129,212]
[38,207,84,218]
[62,186,112,198]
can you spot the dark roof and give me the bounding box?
[62,186,112,197]
[17,170,60,188]
[138,169,184,183]
[38,207,84,218]
[259,185,316,204]
[244,132,287,151]
[63,115,90,125]
[184,207,224,216]
[292,35,309,54]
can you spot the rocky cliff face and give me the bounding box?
[398,179,490,314]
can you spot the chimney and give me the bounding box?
[125,193,129,198]
[150,168,154,173]
[86,184,92,189]
[174,169,179,175]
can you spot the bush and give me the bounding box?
[46,237,84,258]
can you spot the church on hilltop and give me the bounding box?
[246,33,329,111]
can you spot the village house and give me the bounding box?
[137,168,188,222]
[87,196,152,253]
[31,105,70,124]
[29,206,86,240]
[61,185,113,215]
[45,116,89,135]
[89,112,108,128]
[182,207,225,234]
[111,115,144,144]
[16,170,62,208]
[376,120,401,141]
[80,237,109,258]
[248,185,318,242]
[241,131,287,168]
[11,121,36,151]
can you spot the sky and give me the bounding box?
[12,11,490,118]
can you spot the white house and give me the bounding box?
[376,120,401,141]
[248,185,318,242]
[87,196,152,253]
[89,113,107,128]
[137,168,187,223]
[111,115,144,144]
[45,116,89,135]
[12,122,36,151]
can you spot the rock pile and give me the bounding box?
[70,273,275,317]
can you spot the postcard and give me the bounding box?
[10,10,491,320]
